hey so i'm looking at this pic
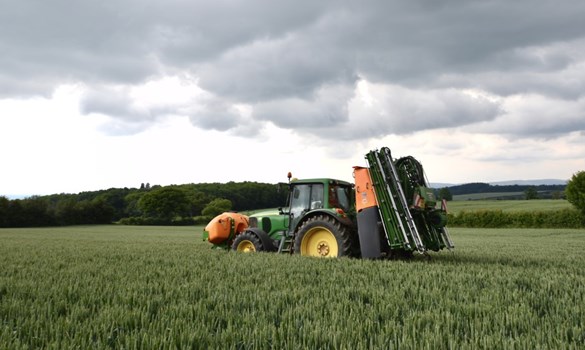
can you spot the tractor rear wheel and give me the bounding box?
[294,215,354,257]
[232,232,264,252]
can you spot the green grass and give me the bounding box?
[446,199,573,214]
[1,225,584,349]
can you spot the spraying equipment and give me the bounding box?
[202,147,454,258]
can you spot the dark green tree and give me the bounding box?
[95,188,130,220]
[20,196,54,226]
[566,171,585,215]
[438,187,453,201]
[5,200,26,227]
[124,191,146,217]
[184,190,208,216]
[53,197,79,225]
[201,198,232,218]
[524,187,539,200]
[138,187,190,220]
[0,196,9,227]
[78,198,115,224]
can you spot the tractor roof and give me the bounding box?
[290,178,353,186]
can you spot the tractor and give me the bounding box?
[202,147,454,258]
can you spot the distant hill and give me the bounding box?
[488,179,567,186]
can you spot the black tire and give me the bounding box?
[231,231,264,252]
[293,215,354,257]
[246,228,277,252]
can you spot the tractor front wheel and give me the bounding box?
[294,215,354,258]
[231,232,264,252]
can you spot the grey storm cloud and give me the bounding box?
[2,0,585,138]
[80,87,154,122]
[253,84,355,128]
[472,95,585,138]
[317,86,504,141]
[186,100,243,132]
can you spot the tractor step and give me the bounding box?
[278,234,295,254]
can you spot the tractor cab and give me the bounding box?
[286,178,354,232]
[237,177,356,256]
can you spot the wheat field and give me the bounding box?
[1,225,584,349]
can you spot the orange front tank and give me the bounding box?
[353,166,379,212]
[204,212,249,244]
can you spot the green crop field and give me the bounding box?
[1,225,584,349]
[452,192,526,201]
[446,199,573,214]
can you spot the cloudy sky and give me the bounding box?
[1,0,585,196]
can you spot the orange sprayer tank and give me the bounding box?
[204,212,249,244]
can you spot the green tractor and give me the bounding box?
[203,176,357,257]
[202,147,454,258]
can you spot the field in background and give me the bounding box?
[446,199,572,214]
[1,225,584,348]
[452,192,526,201]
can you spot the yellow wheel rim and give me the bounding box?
[300,227,338,257]
[236,240,256,252]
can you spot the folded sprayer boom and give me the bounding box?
[366,148,426,253]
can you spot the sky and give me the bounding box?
[1,0,585,197]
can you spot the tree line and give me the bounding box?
[2,175,582,228]
[435,185,565,201]
[0,182,288,227]
[445,182,566,196]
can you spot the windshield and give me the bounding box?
[329,184,352,212]
[289,183,323,228]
